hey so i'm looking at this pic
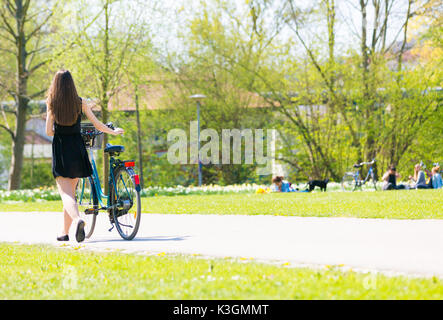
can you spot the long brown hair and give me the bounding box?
[46,70,81,126]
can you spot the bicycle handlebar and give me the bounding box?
[357,158,376,166]
[106,122,115,130]
[81,122,115,137]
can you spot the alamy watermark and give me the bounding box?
[62,265,78,290]
[167,121,277,175]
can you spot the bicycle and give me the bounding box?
[75,122,142,240]
[341,158,377,192]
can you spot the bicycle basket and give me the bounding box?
[80,123,103,150]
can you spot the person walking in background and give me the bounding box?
[382,165,405,190]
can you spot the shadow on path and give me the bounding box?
[86,235,190,244]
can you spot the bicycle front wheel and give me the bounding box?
[110,166,141,240]
[371,173,378,191]
[341,173,357,192]
[75,177,98,239]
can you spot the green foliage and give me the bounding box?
[20,161,55,189]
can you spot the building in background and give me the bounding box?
[24,116,52,159]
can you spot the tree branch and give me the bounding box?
[0,46,15,55]
[0,32,15,44]
[287,1,360,148]
[5,0,16,15]
[25,9,55,43]
[28,89,46,100]
[0,7,17,39]
[0,81,17,100]
[0,103,13,132]
[0,124,15,141]
[26,2,104,77]
[397,0,412,74]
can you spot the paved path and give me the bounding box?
[1,212,443,277]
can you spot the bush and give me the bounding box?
[20,160,55,189]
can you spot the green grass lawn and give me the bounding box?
[1,189,442,219]
[1,242,443,299]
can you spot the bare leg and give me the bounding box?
[56,176,81,225]
[62,208,73,236]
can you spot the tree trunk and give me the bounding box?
[325,0,335,87]
[8,113,25,190]
[360,0,376,168]
[8,0,29,190]
[360,0,369,98]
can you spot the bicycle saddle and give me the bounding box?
[353,163,363,168]
[104,143,125,154]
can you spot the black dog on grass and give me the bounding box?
[307,178,329,192]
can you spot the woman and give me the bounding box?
[270,176,309,192]
[45,70,124,242]
[410,163,430,189]
[432,166,442,189]
[271,176,293,192]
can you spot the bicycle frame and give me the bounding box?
[352,165,374,187]
[78,148,119,209]
[88,148,109,208]
[83,148,138,210]
[362,166,374,184]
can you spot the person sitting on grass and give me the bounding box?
[382,165,405,190]
[432,166,442,189]
[409,163,431,189]
[271,176,310,192]
[271,176,294,192]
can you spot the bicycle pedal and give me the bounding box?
[108,224,115,232]
[84,208,95,215]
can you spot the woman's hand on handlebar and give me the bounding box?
[83,104,124,136]
[112,127,124,135]
[104,123,123,135]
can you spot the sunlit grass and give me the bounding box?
[1,189,441,219]
[1,243,443,299]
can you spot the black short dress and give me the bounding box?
[52,105,93,179]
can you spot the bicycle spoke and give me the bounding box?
[112,167,139,239]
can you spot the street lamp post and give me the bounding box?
[189,94,206,186]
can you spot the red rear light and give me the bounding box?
[125,161,135,167]
[133,174,140,185]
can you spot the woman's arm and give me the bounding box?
[82,99,124,135]
[46,105,55,137]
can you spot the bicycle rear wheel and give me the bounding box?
[75,177,98,239]
[341,173,357,192]
[110,166,141,240]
